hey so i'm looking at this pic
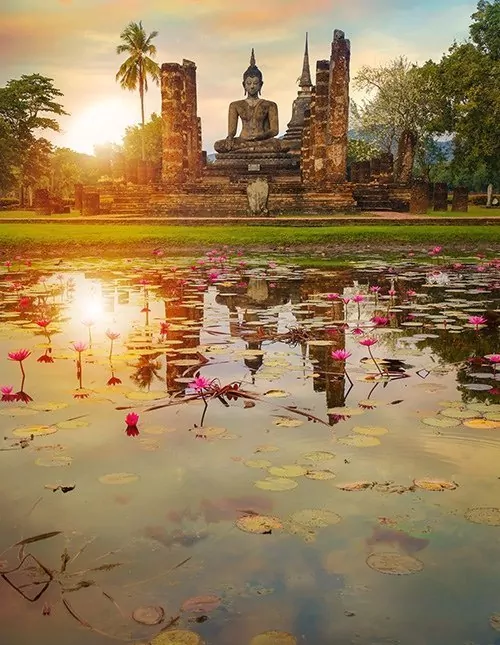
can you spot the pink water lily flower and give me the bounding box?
[189,375,214,392]
[326,293,339,300]
[36,319,51,328]
[105,330,120,341]
[486,354,500,364]
[352,294,364,303]
[331,349,352,361]
[369,286,381,293]
[8,349,31,362]
[72,341,87,353]
[468,315,487,330]
[359,338,378,347]
[1,386,17,402]
[371,316,389,327]
[125,412,139,426]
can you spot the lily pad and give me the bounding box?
[132,605,165,625]
[272,417,303,428]
[290,509,341,528]
[440,408,479,420]
[413,478,458,491]
[463,418,500,429]
[235,515,282,534]
[421,416,461,428]
[98,472,139,485]
[301,450,335,462]
[12,425,57,438]
[249,631,297,645]
[304,469,336,480]
[268,465,307,478]
[254,478,298,492]
[150,630,203,645]
[366,552,424,575]
[181,595,221,613]
[337,481,374,491]
[352,425,389,436]
[464,507,500,526]
[338,435,381,447]
[35,455,72,467]
[327,407,365,416]
[29,402,69,412]
[263,390,289,398]
[244,459,273,469]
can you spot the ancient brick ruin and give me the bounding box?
[84,30,416,216]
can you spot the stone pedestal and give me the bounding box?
[247,178,270,214]
[432,182,448,211]
[82,192,100,216]
[213,151,299,172]
[451,186,468,212]
[409,179,429,214]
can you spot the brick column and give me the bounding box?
[432,182,448,211]
[182,60,201,181]
[311,60,330,186]
[409,179,429,214]
[326,30,350,184]
[161,63,185,186]
[451,186,469,212]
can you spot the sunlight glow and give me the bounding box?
[63,99,136,155]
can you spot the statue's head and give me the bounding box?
[242,49,263,96]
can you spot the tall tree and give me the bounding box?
[0,74,67,198]
[116,21,161,162]
[122,112,162,163]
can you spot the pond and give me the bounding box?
[1,248,500,645]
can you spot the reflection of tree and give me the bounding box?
[130,353,164,390]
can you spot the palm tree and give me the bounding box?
[116,21,161,161]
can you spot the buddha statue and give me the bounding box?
[214,50,290,154]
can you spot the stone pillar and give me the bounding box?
[432,182,448,211]
[325,30,350,184]
[451,186,469,212]
[379,153,394,183]
[201,150,207,167]
[182,60,201,181]
[34,188,51,215]
[486,183,493,208]
[74,183,83,212]
[395,130,417,184]
[358,161,371,183]
[300,105,312,183]
[311,60,330,186]
[82,191,100,216]
[161,63,185,186]
[409,179,429,214]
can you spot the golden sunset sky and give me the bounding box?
[1,0,477,154]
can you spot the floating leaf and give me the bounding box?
[464,507,500,526]
[126,391,167,401]
[304,469,336,480]
[290,509,341,528]
[327,407,365,416]
[366,552,424,575]
[490,614,500,632]
[463,418,500,429]
[413,479,458,491]
[301,451,335,462]
[254,477,298,492]
[272,417,303,428]
[150,629,203,645]
[56,419,89,429]
[249,630,297,645]
[235,515,282,534]
[337,481,374,491]
[263,390,289,398]
[35,455,72,467]
[181,595,221,613]
[440,408,480,420]
[268,465,307,478]
[244,459,273,469]
[12,425,57,438]
[0,407,38,417]
[29,402,69,412]
[98,472,139,485]
[352,425,389,437]
[421,416,461,428]
[338,435,381,447]
[132,605,165,625]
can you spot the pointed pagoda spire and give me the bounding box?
[299,33,312,89]
[250,48,256,67]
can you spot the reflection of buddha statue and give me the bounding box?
[214,50,290,154]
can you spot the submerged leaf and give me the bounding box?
[15,531,62,546]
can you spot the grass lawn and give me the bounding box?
[0,222,499,257]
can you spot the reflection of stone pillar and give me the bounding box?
[311,60,330,186]
[161,63,185,186]
[409,179,429,214]
[451,186,469,212]
[432,182,448,212]
[326,30,350,184]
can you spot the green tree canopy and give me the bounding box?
[122,112,162,163]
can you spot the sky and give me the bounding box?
[1,0,479,155]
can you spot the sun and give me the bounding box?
[63,99,137,155]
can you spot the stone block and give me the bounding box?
[451,186,469,212]
[82,192,100,216]
[74,183,83,211]
[246,178,270,215]
[409,179,429,214]
[432,182,448,211]
[358,161,371,183]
